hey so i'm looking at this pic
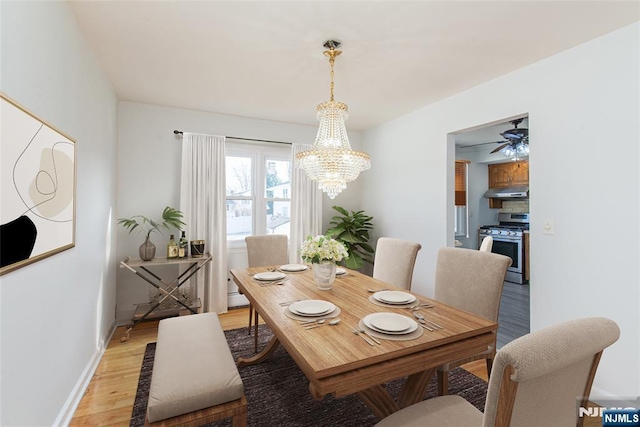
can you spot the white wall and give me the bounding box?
[0,1,118,425]
[116,102,363,321]
[361,23,639,398]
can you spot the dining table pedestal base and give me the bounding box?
[355,367,437,419]
[357,386,401,419]
[235,331,438,420]
[236,335,281,368]
[397,367,437,408]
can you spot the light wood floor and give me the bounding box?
[69,307,600,426]
[70,308,253,426]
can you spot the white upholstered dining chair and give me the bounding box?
[479,236,493,252]
[372,237,422,290]
[244,234,289,352]
[375,317,620,427]
[434,247,511,395]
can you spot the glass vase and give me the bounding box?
[139,236,156,261]
[312,261,337,290]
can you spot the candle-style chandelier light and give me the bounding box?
[295,40,371,199]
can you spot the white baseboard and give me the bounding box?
[53,322,117,426]
[228,292,249,309]
[116,308,136,326]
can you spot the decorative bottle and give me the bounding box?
[178,231,188,258]
[167,234,178,259]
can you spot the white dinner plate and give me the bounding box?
[363,313,418,335]
[288,307,335,317]
[373,291,416,305]
[336,267,347,276]
[279,264,309,272]
[289,300,336,316]
[253,271,287,281]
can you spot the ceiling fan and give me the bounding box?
[466,118,529,157]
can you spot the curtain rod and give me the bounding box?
[173,130,292,146]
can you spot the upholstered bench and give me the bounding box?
[145,313,247,426]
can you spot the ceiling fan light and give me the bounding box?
[518,143,530,155]
[500,140,529,160]
[500,145,515,157]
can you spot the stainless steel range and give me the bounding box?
[478,213,529,284]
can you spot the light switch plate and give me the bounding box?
[543,218,554,235]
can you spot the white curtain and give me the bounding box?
[290,144,323,262]
[180,133,228,313]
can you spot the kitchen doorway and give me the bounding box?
[453,116,529,250]
[451,115,530,347]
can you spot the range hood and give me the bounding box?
[483,186,529,199]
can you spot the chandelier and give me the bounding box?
[296,40,371,199]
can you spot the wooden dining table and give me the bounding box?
[230,265,496,420]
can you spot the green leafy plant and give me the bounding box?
[117,206,186,239]
[325,206,374,270]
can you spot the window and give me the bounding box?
[226,142,291,245]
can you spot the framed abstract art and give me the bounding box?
[1,93,76,276]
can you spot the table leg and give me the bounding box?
[253,310,259,353]
[353,368,435,419]
[120,325,132,343]
[397,367,436,408]
[236,335,280,368]
[356,385,401,419]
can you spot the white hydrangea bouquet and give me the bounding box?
[300,235,348,264]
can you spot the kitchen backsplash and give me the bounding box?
[500,200,529,213]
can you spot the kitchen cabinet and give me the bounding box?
[488,161,529,188]
[488,161,529,208]
[510,161,529,186]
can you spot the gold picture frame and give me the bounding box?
[0,93,77,275]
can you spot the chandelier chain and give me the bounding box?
[330,55,334,101]
[325,47,340,102]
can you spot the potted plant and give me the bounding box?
[118,206,185,261]
[300,235,348,290]
[325,206,374,270]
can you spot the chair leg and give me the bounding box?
[437,370,449,396]
[247,304,253,335]
[486,357,494,378]
[254,310,259,353]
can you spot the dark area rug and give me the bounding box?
[131,325,487,426]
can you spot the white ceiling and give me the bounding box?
[70,1,639,133]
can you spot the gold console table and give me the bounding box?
[119,253,212,342]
